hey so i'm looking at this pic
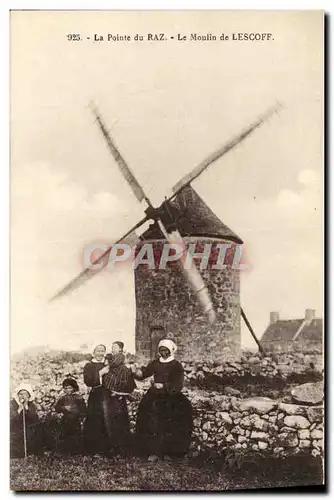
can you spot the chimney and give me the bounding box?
[305,309,316,322]
[270,311,279,324]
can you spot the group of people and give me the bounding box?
[10,338,193,462]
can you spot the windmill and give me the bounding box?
[51,102,282,358]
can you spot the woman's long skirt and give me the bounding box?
[135,390,193,458]
[83,386,109,454]
[102,393,132,454]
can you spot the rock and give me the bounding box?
[231,425,245,436]
[242,443,247,449]
[238,397,277,415]
[216,412,232,425]
[235,443,242,449]
[298,429,310,440]
[277,431,298,448]
[306,406,324,423]
[194,418,202,428]
[299,439,311,448]
[291,382,324,405]
[226,434,235,443]
[310,429,323,440]
[284,415,310,430]
[273,447,284,454]
[202,431,208,441]
[252,444,259,451]
[250,431,269,441]
[268,416,277,423]
[248,356,261,364]
[253,417,269,432]
[230,411,242,419]
[224,387,241,397]
[278,403,307,416]
[312,439,324,451]
[203,421,211,431]
[238,435,247,443]
[258,441,268,450]
[312,448,321,457]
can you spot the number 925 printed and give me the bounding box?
[67,34,81,41]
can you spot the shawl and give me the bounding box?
[103,353,135,394]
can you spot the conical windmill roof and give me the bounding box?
[141,185,243,244]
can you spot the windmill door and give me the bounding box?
[150,326,165,359]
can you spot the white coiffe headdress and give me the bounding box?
[158,338,177,363]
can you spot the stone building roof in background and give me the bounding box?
[140,185,243,244]
[261,318,323,343]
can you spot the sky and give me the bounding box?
[10,10,323,354]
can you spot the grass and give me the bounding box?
[10,453,324,492]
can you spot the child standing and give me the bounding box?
[55,377,86,454]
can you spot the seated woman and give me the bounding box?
[101,341,136,456]
[55,376,86,454]
[133,338,193,462]
[10,384,42,458]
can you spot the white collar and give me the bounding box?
[159,355,175,364]
[91,357,105,364]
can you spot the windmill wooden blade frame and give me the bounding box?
[49,214,149,301]
[172,102,282,195]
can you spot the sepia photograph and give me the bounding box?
[10,10,324,491]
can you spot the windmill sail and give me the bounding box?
[172,102,282,194]
[49,215,148,301]
[157,220,216,324]
[91,104,148,204]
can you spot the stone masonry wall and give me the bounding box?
[127,389,324,459]
[134,237,240,362]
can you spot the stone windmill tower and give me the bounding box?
[52,103,281,359]
[134,185,243,363]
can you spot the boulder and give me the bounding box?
[277,431,298,448]
[310,429,323,440]
[250,431,269,441]
[231,425,245,436]
[291,382,324,405]
[226,434,235,443]
[203,421,211,431]
[258,441,268,450]
[278,403,307,416]
[298,429,310,440]
[284,415,310,430]
[312,439,324,451]
[238,397,277,415]
[216,412,232,425]
[306,406,324,423]
[224,387,241,397]
[238,435,247,443]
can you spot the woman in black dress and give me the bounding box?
[133,338,193,462]
[83,344,109,454]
